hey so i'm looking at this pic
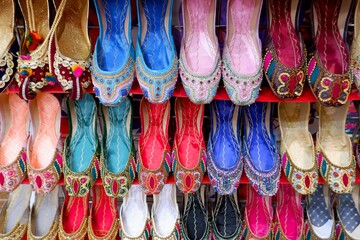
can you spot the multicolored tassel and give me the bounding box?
[25,31,43,51]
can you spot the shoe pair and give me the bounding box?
[180,0,263,105]
[208,101,280,196]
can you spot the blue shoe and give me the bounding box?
[135,0,178,103]
[207,100,243,195]
[92,0,135,105]
[243,102,280,196]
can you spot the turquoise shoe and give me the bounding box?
[92,0,135,105]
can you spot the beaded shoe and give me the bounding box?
[351,0,360,92]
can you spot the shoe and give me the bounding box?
[211,194,242,240]
[27,93,63,194]
[278,102,318,195]
[119,185,151,239]
[307,0,352,107]
[0,94,29,192]
[88,186,119,240]
[92,0,135,105]
[64,94,100,197]
[264,0,306,100]
[305,185,335,240]
[100,97,136,198]
[355,101,360,167]
[243,102,280,196]
[137,97,171,195]
[222,0,263,105]
[135,0,178,103]
[317,102,356,193]
[27,186,60,240]
[173,98,206,194]
[207,100,242,195]
[181,187,210,240]
[243,185,273,239]
[179,0,221,104]
[151,184,181,239]
[273,185,304,240]
[351,0,360,92]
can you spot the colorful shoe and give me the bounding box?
[88,186,119,240]
[211,194,242,240]
[27,186,60,240]
[351,0,360,92]
[27,93,63,194]
[243,102,280,196]
[92,0,135,105]
[135,0,178,103]
[307,0,352,107]
[100,97,136,198]
[207,100,242,195]
[64,94,100,197]
[151,184,181,239]
[273,185,304,240]
[137,97,171,195]
[179,0,221,104]
[264,0,306,100]
[243,185,273,239]
[222,0,263,105]
[317,102,356,193]
[119,185,151,239]
[0,94,29,192]
[305,185,335,240]
[173,98,206,194]
[278,102,318,195]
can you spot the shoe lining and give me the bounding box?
[62,194,88,234]
[0,0,14,57]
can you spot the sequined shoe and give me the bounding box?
[27,93,63,194]
[264,0,306,100]
[243,102,280,196]
[307,0,352,107]
[317,102,356,193]
[173,98,206,194]
[179,0,221,104]
[207,100,242,195]
[305,185,335,240]
[0,94,29,192]
[119,185,151,239]
[88,186,119,240]
[135,0,178,103]
[137,97,171,195]
[64,94,100,197]
[222,0,263,105]
[92,0,135,105]
[351,0,360,92]
[278,102,318,195]
[100,97,136,198]
[27,186,60,240]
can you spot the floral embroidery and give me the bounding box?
[0,150,26,192]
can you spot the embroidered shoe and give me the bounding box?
[350,0,360,92]
[222,0,263,105]
[278,102,318,195]
[179,0,221,104]
[305,185,335,240]
[64,94,100,197]
[88,186,119,240]
[264,0,306,100]
[135,0,178,103]
[307,0,352,107]
[119,185,151,239]
[173,98,206,194]
[151,184,181,239]
[92,0,135,105]
[137,97,171,195]
[243,102,280,196]
[100,97,136,198]
[0,94,29,192]
[27,93,63,194]
[207,100,242,195]
[317,102,356,193]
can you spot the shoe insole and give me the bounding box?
[184,192,207,240]
[0,0,14,57]
[214,195,240,237]
[96,0,130,71]
[62,195,87,234]
[139,0,172,70]
[227,0,262,75]
[338,186,360,239]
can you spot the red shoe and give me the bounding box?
[137,97,171,195]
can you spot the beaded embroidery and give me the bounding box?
[0,52,15,92]
[0,223,27,240]
[350,46,360,91]
[119,219,151,240]
[0,150,26,192]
